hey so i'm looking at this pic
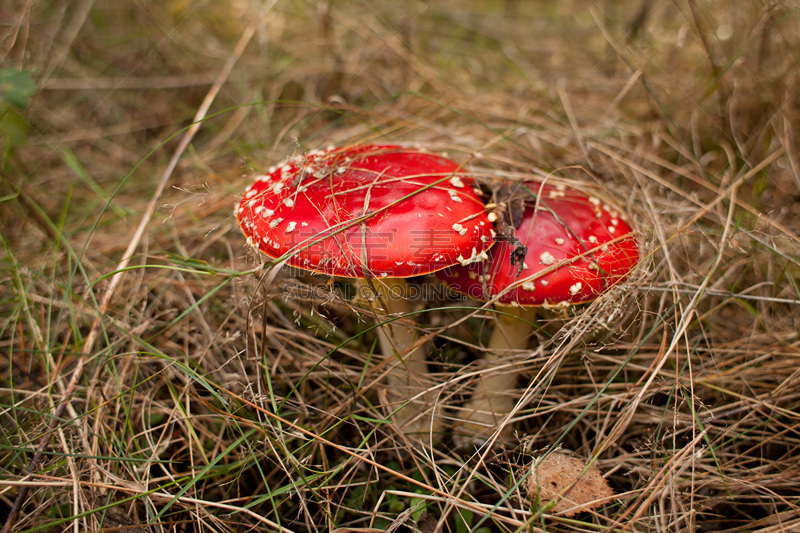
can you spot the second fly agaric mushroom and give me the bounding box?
[437,181,639,441]
[236,144,494,437]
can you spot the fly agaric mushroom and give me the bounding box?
[437,181,638,441]
[236,144,494,437]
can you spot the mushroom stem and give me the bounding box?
[360,278,440,438]
[458,305,537,440]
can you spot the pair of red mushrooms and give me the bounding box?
[236,145,638,442]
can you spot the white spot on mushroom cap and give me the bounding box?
[286,221,297,233]
[450,176,465,188]
[452,223,467,236]
[448,189,463,203]
[522,281,536,291]
[555,237,565,245]
[244,188,258,200]
[487,212,498,223]
[269,218,283,229]
[540,251,556,265]
[457,248,489,266]
[283,198,295,207]
[569,282,583,295]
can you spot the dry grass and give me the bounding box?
[1,0,799,531]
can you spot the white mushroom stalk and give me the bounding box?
[359,277,436,434]
[458,305,538,438]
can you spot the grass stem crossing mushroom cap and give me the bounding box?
[438,181,639,306]
[236,144,495,278]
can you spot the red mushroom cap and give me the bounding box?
[437,181,639,306]
[236,145,495,278]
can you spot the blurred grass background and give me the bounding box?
[1,1,800,531]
